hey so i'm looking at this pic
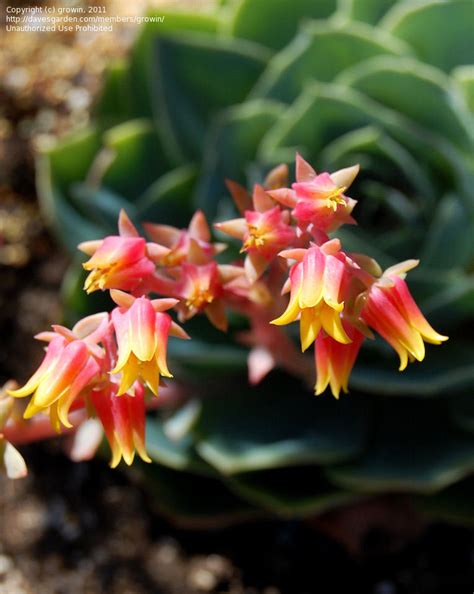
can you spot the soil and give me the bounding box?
[1,2,473,594]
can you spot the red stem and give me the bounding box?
[4,383,188,446]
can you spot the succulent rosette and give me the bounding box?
[32,0,474,526]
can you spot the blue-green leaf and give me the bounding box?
[142,464,260,528]
[193,383,370,474]
[327,398,474,493]
[453,65,474,114]
[227,466,357,516]
[251,20,410,103]
[382,0,474,72]
[338,56,474,152]
[351,342,474,397]
[228,0,338,50]
[415,477,474,526]
[146,416,214,476]
[137,164,196,227]
[101,119,171,200]
[421,194,473,271]
[153,32,270,161]
[195,99,284,219]
[127,11,220,118]
[342,0,399,24]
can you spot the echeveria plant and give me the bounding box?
[9,0,474,525]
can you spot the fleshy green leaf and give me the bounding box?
[168,339,248,377]
[227,466,358,516]
[100,119,171,200]
[193,383,370,475]
[337,56,474,152]
[137,164,196,226]
[251,20,410,103]
[153,32,270,161]
[36,133,105,253]
[449,393,474,435]
[350,342,474,397]
[420,194,473,270]
[146,416,214,476]
[320,125,436,207]
[127,11,220,119]
[415,477,474,526]
[39,127,101,193]
[409,270,474,322]
[453,65,474,114]
[327,398,474,494]
[142,464,261,529]
[227,0,338,51]
[342,0,399,24]
[70,184,137,233]
[382,0,474,72]
[94,59,135,127]
[195,99,284,219]
[336,227,395,269]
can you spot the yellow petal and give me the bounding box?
[271,292,301,326]
[299,309,321,352]
[140,359,160,396]
[320,306,351,344]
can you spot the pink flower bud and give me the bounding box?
[361,271,448,371]
[315,322,364,398]
[91,382,151,468]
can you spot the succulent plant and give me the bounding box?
[36,0,474,527]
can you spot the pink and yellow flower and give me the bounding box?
[91,382,150,468]
[215,185,296,282]
[271,241,351,350]
[79,210,169,294]
[173,261,228,330]
[269,154,359,233]
[143,210,225,268]
[8,335,102,431]
[110,292,184,396]
[314,323,364,398]
[359,260,448,370]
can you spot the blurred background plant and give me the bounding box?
[1,0,474,592]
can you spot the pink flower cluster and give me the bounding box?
[5,155,447,472]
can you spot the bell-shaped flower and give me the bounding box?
[8,334,103,431]
[271,241,351,350]
[359,260,448,370]
[269,154,359,233]
[79,210,169,294]
[173,261,228,330]
[8,314,109,430]
[314,322,364,398]
[110,292,187,396]
[90,382,151,468]
[143,210,226,268]
[215,185,296,282]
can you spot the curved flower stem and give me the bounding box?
[4,410,87,445]
[5,382,190,446]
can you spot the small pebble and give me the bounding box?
[188,567,218,591]
[0,555,13,576]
